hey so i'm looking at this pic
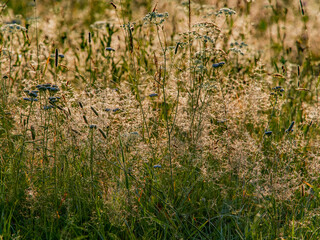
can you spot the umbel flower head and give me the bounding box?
[1,23,26,33]
[23,90,39,102]
[143,11,169,25]
[36,83,60,93]
[216,8,236,17]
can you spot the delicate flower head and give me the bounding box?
[1,23,26,33]
[212,62,225,68]
[143,11,169,25]
[264,131,272,135]
[216,8,236,17]
[49,97,58,103]
[28,91,38,98]
[105,47,115,52]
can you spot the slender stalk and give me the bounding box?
[188,0,196,142]
[89,127,94,196]
[125,23,154,154]
[156,25,174,196]
[15,101,34,195]
[9,33,12,93]
[55,48,58,84]
[118,135,130,206]
[34,0,39,76]
[88,32,93,86]
[218,75,228,125]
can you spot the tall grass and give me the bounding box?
[1,0,320,239]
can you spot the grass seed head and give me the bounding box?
[286,121,295,133]
[83,115,88,124]
[98,128,107,139]
[90,106,99,116]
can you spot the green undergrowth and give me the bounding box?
[1,0,320,239]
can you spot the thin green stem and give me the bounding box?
[156,25,174,196]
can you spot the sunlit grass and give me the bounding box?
[1,0,320,239]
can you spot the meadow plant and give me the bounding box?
[1,1,320,239]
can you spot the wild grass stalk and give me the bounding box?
[188,0,194,142]
[8,32,13,93]
[88,32,92,86]
[55,48,58,84]
[89,124,95,196]
[122,21,153,153]
[154,23,175,196]
[0,58,6,105]
[15,99,35,195]
[34,0,39,76]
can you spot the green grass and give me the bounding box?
[1,0,320,239]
